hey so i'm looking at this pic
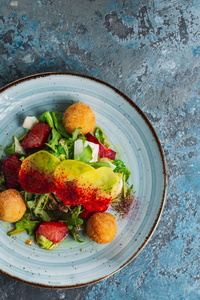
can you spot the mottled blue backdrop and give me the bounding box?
[0,0,199,299]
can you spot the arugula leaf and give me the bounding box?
[66,214,84,226]
[25,193,52,221]
[38,111,54,128]
[71,205,82,215]
[122,174,126,198]
[39,111,71,140]
[62,128,81,159]
[19,156,26,162]
[34,194,51,221]
[72,127,81,141]
[46,128,61,151]
[23,191,34,202]
[5,143,15,155]
[61,205,83,225]
[89,162,111,169]
[57,139,69,159]
[77,145,93,164]
[113,159,131,198]
[26,200,36,211]
[69,227,84,243]
[62,214,83,227]
[7,214,40,236]
[51,111,70,138]
[94,127,105,144]
[78,132,86,144]
[127,184,133,195]
[113,159,131,181]
[58,205,84,242]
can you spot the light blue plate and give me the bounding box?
[0,73,167,288]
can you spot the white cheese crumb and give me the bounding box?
[22,116,38,130]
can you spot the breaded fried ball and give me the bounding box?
[0,189,26,222]
[86,212,117,244]
[63,102,96,135]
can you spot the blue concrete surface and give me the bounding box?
[0,0,199,299]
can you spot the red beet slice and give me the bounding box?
[81,205,109,219]
[85,133,116,160]
[82,196,112,212]
[36,221,69,243]
[21,122,51,149]
[19,151,60,194]
[81,209,94,220]
[3,154,22,188]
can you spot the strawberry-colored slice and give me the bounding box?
[3,154,22,188]
[21,122,51,149]
[85,133,116,160]
[36,222,69,243]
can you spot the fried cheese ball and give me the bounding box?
[86,212,117,244]
[63,102,96,135]
[0,189,26,222]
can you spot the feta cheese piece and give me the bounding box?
[14,136,26,155]
[74,139,84,159]
[22,116,39,130]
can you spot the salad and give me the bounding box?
[0,102,133,250]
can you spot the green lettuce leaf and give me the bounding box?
[38,111,54,128]
[94,127,105,144]
[7,214,40,236]
[46,128,61,151]
[51,111,70,138]
[89,162,111,169]
[77,145,93,164]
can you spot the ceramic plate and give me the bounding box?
[0,73,167,288]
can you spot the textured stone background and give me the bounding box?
[0,0,199,299]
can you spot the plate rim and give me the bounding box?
[0,72,167,288]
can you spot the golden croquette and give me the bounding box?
[0,189,26,222]
[86,212,117,244]
[63,102,96,135]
